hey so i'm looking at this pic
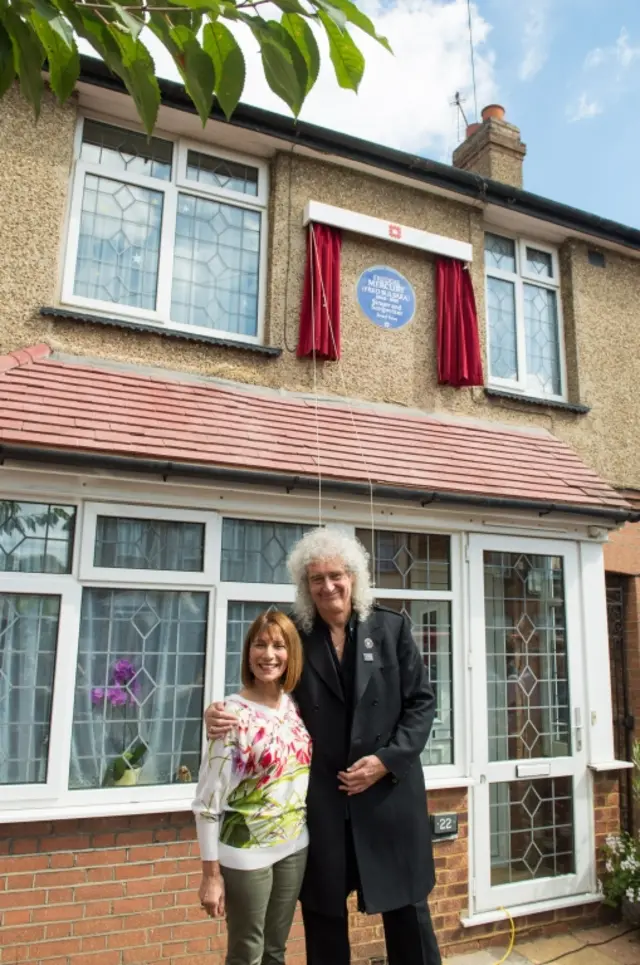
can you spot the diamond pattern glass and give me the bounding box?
[490,777,575,884]
[69,588,207,789]
[186,149,259,196]
[524,284,561,396]
[0,501,75,573]
[356,530,450,591]
[526,247,553,279]
[381,599,453,766]
[0,594,60,784]
[81,119,173,181]
[73,174,163,310]
[225,602,289,695]
[221,519,310,583]
[487,276,518,380]
[171,193,261,335]
[94,516,205,571]
[485,233,516,273]
[484,552,571,763]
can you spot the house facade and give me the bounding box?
[1,61,640,963]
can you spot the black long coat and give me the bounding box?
[292,604,437,916]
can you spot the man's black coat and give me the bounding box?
[292,604,437,916]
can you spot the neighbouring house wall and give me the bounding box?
[2,89,640,491]
[0,781,618,965]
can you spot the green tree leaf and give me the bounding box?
[0,20,16,99]
[170,24,215,125]
[109,1,145,42]
[325,0,392,52]
[30,0,74,48]
[252,19,308,115]
[314,0,347,30]
[202,19,245,119]
[282,12,319,95]
[4,9,44,116]
[318,10,363,91]
[112,30,161,134]
[271,0,307,13]
[31,12,79,102]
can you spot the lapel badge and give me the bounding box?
[364,638,374,650]
[363,653,374,662]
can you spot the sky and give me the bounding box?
[92,1,640,228]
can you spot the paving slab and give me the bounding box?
[514,934,582,963]
[596,934,640,965]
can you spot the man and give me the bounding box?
[205,527,441,965]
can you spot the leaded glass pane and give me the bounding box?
[81,119,173,181]
[94,516,205,571]
[484,552,570,763]
[381,599,453,766]
[69,589,207,789]
[525,247,553,279]
[0,594,60,784]
[487,276,518,380]
[186,149,259,196]
[225,602,289,695]
[221,519,310,583]
[0,501,75,573]
[490,777,575,884]
[171,193,261,335]
[524,284,561,396]
[357,530,450,591]
[73,174,163,310]
[485,233,516,273]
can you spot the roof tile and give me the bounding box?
[0,348,629,514]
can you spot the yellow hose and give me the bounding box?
[493,906,516,963]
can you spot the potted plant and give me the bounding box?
[600,741,640,925]
[91,658,148,786]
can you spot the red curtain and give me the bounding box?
[436,257,484,387]
[297,223,342,361]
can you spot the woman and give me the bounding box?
[193,610,311,965]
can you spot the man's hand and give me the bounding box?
[204,701,236,740]
[338,756,389,795]
[199,873,225,918]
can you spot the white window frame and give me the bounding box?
[61,113,269,346]
[484,232,567,402]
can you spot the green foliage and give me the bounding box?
[106,738,148,783]
[0,0,391,131]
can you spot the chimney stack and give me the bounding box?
[452,104,526,188]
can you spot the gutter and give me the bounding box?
[77,57,640,254]
[2,444,638,525]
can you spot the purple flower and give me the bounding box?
[107,685,129,707]
[91,687,105,705]
[112,659,136,685]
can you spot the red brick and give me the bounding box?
[122,943,164,962]
[73,916,124,937]
[68,952,121,965]
[0,888,46,909]
[2,908,31,925]
[74,881,125,902]
[76,848,127,867]
[29,938,82,959]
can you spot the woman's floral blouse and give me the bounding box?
[193,693,312,870]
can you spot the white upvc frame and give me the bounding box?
[60,113,269,347]
[484,231,568,403]
[468,534,593,915]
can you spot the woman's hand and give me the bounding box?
[199,873,225,918]
[204,701,236,740]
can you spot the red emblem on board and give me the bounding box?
[388,224,402,240]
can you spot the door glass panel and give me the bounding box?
[484,552,571,762]
[490,777,575,884]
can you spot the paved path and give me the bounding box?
[443,923,640,965]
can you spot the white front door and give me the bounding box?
[469,535,592,913]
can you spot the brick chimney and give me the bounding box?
[452,104,526,188]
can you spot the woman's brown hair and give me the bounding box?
[240,610,303,693]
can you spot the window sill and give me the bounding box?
[461,892,601,928]
[0,797,194,824]
[40,307,283,358]
[423,775,475,790]
[484,388,590,414]
[588,760,635,772]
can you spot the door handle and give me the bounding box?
[574,707,583,752]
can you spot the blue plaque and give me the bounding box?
[356,266,416,330]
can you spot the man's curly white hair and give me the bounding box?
[287,527,374,632]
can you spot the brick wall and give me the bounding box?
[0,781,618,964]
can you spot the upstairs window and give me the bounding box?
[62,118,267,344]
[484,233,565,400]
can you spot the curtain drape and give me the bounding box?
[297,223,342,361]
[436,257,484,387]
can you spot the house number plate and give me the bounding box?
[431,813,458,837]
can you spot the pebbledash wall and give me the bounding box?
[0,76,638,963]
[0,780,620,963]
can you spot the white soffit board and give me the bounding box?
[303,200,473,262]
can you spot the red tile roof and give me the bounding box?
[0,344,630,515]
